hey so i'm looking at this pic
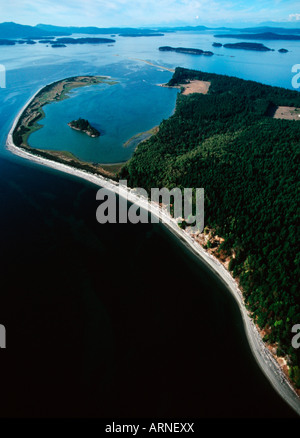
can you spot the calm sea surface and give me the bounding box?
[0,31,299,417]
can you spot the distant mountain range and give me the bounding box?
[36,23,167,35]
[222,42,272,51]
[216,32,300,40]
[0,22,300,39]
[0,22,68,38]
[258,20,300,29]
[237,26,300,34]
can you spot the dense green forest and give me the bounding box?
[120,67,300,387]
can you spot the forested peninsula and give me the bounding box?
[120,67,300,391]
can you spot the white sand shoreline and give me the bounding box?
[6,90,300,417]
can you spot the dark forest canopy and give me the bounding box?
[120,67,300,388]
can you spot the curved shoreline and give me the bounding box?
[13,75,115,152]
[6,89,300,417]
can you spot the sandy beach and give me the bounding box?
[159,80,211,95]
[127,58,175,72]
[273,106,300,121]
[6,91,300,417]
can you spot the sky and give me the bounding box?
[0,0,299,27]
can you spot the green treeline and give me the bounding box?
[70,118,90,130]
[120,67,300,386]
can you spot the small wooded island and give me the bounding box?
[223,42,272,51]
[159,46,213,56]
[120,33,164,37]
[68,118,100,137]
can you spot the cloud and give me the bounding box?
[0,0,299,27]
[289,13,300,21]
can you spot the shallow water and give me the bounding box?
[28,70,178,163]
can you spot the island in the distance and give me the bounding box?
[0,38,36,45]
[215,32,300,41]
[55,37,115,44]
[223,42,272,51]
[0,37,116,46]
[51,43,66,48]
[120,33,164,37]
[159,46,213,56]
[68,118,100,137]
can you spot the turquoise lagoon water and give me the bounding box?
[28,72,179,163]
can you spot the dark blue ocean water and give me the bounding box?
[0,32,299,417]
